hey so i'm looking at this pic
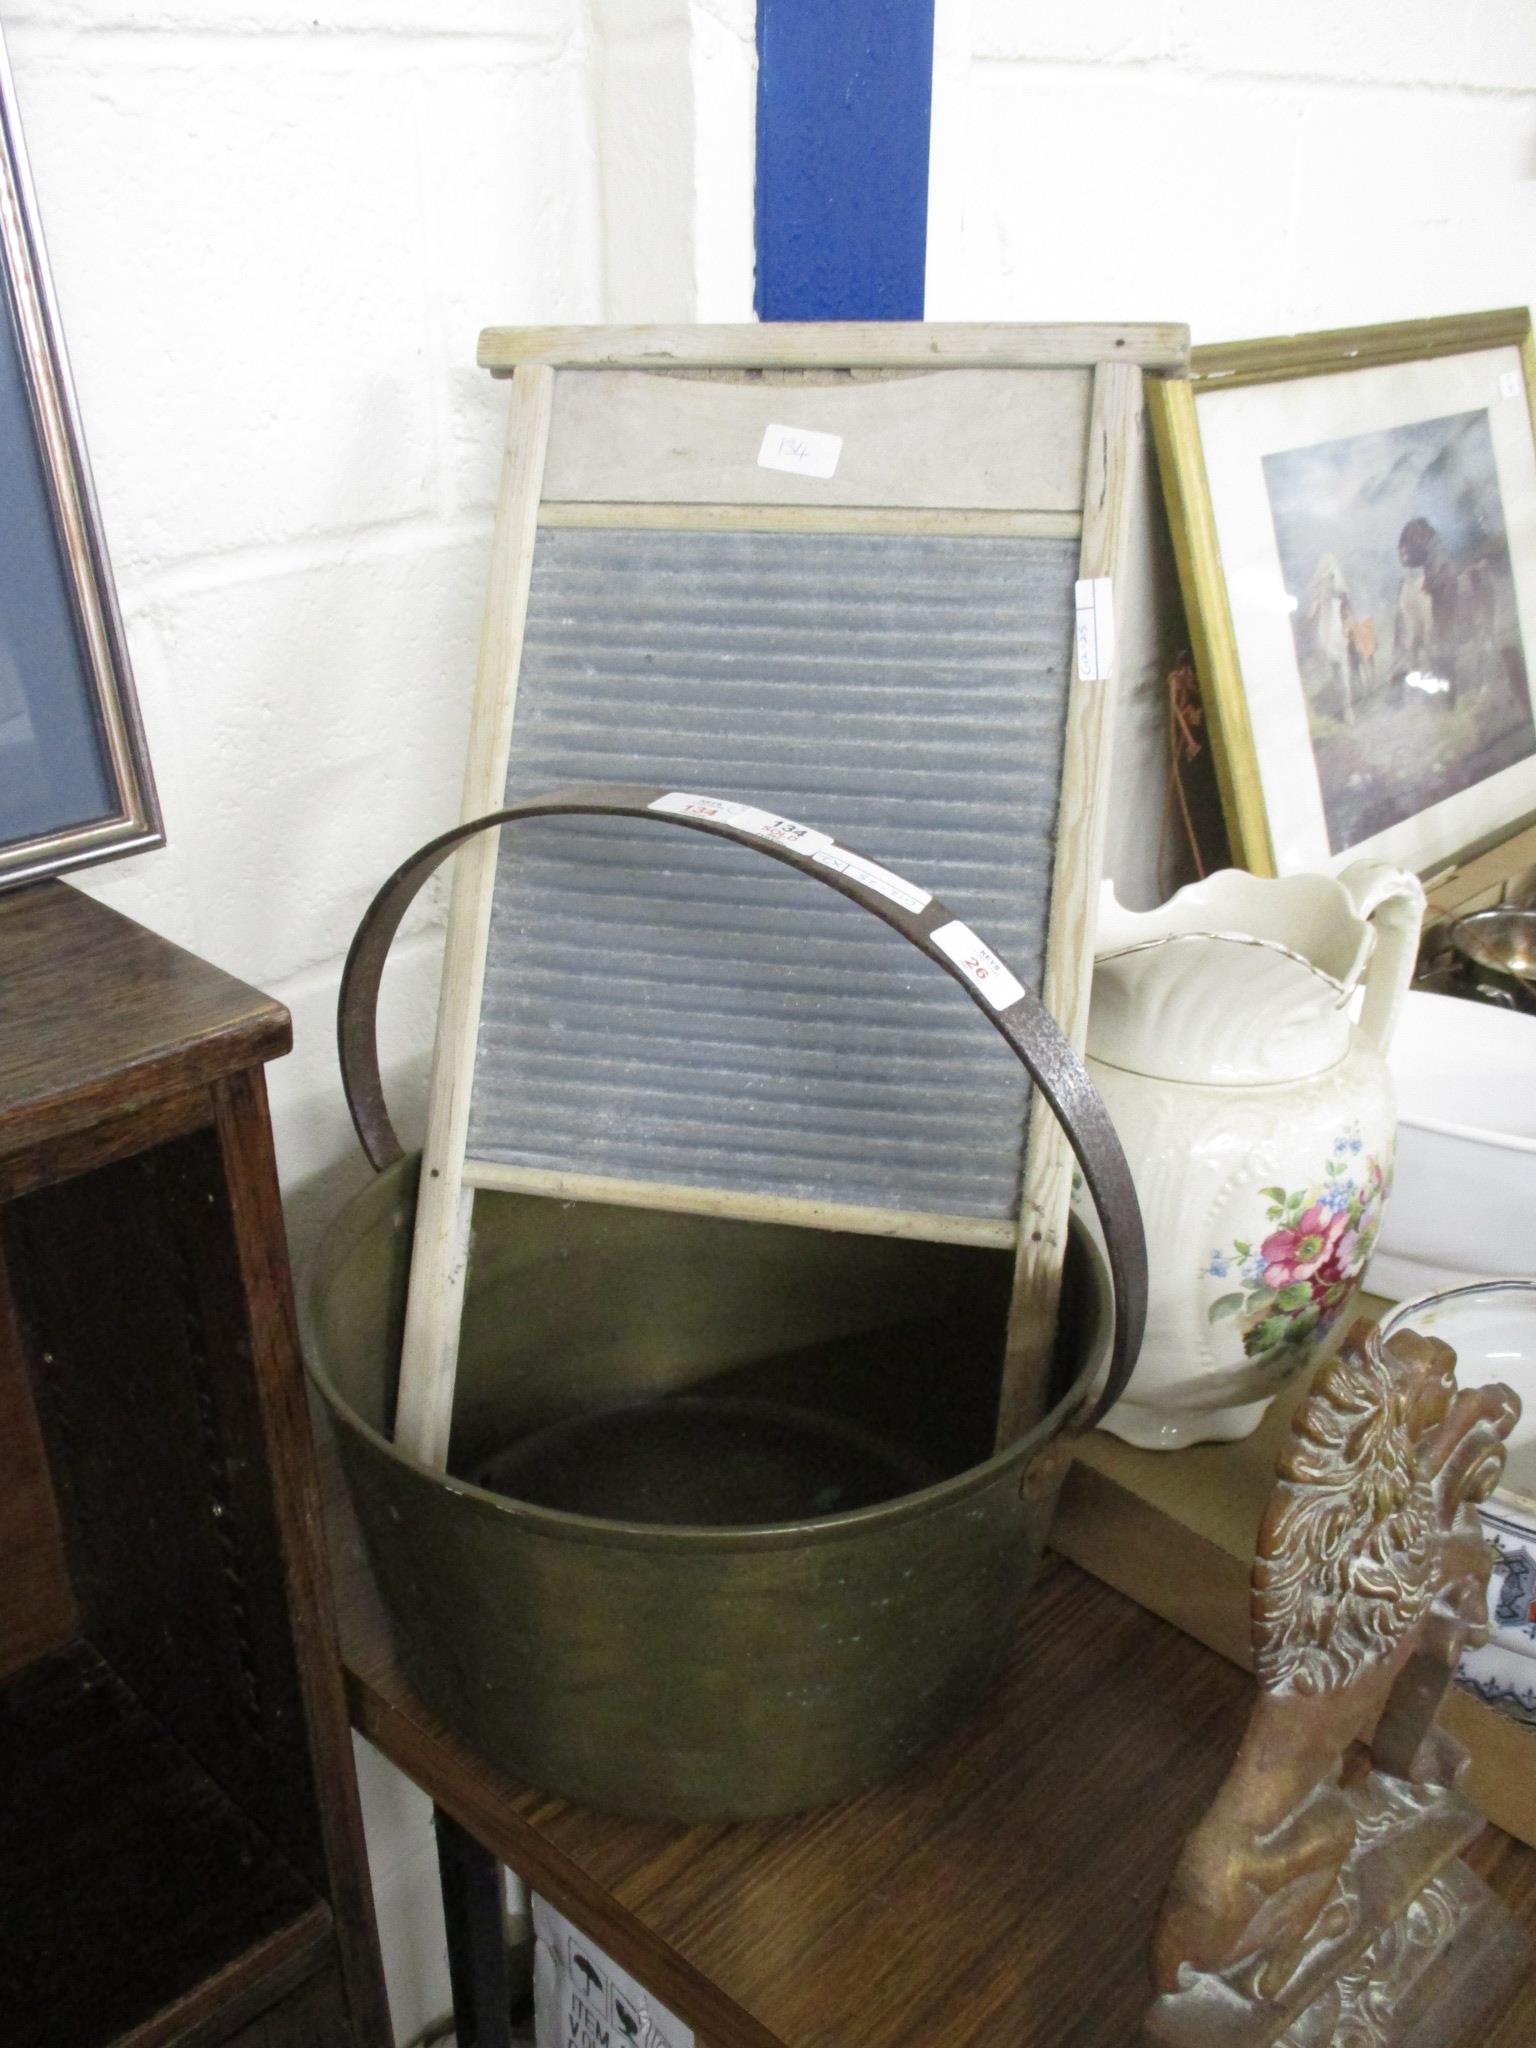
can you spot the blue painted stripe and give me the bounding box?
[754,0,936,322]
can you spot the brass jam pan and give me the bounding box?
[1450,907,1536,1012]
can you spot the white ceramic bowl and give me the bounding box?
[1366,989,1536,1298]
[1378,1282,1536,1725]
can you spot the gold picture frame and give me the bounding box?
[0,27,161,891]
[1149,309,1536,882]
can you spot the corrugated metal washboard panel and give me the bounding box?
[466,526,1078,1226]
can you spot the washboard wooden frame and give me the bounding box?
[396,323,1187,1467]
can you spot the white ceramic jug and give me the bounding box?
[1087,861,1425,1450]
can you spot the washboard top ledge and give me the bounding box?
[477,322,1192,375]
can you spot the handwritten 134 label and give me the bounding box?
[929,919,1027,1011]
[757,421,843,480]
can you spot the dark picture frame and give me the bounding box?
[0,27,160,891]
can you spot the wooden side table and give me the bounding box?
[0,881,390,2048]
[320,1440,1536,2047]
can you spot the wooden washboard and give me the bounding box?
[396,323,1188,1466]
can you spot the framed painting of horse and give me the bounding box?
[1150,309,1536,884]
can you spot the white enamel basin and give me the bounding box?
[1366,989,1536,1298]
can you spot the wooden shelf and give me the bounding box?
[0,882,389,2048]
[0,1644,329,2048]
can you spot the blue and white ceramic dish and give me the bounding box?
[1378,1281,1536,1727]
[1459,1499,1536,1726]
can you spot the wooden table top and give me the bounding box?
[320,1446,1536,2047]
[0,881,288,1163]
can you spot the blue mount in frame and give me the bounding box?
[754,0,936,322]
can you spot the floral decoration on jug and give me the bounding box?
[1207,1128,1389,1370]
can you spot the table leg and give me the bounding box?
[434,1804,513,2048]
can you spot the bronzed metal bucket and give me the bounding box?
[304,1154,1113,1820]
[310,782,1145,1820]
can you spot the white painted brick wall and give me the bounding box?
[929,0,1536,337]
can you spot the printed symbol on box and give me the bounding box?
[614,1990,641,2041]
[572,1946,606,2008]
[1501,370,1523,401]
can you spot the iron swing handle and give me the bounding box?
[337,782,1147,1429]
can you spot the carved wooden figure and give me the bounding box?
[1146,1320,1528,2047]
